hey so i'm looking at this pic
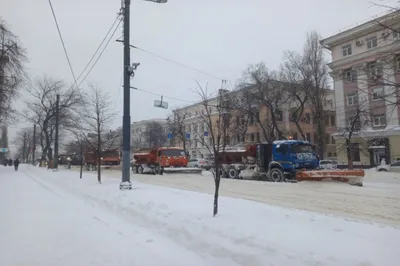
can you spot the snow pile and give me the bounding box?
[2,165,399,266]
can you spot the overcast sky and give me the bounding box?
[2,0,395,153]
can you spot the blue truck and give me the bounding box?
[219,140,320,182]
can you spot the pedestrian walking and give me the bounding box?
[14,158,20,171]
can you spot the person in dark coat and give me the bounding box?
[13,159,20,171]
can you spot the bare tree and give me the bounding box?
[81,85,115,183]
[145,121,167,148]
[24,76,81,166]
[12,127,37,162]
[280,51,313,140]
[226,89,257,145]
[192,83,231,216]
[0,18,27,124]
[336,109,362,169]
[298,31,330,158]
[168,112,187,150]
[237,62,288,142]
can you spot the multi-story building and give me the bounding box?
[321,10,400,167]
[173,86,337,159]
[131,118,169,150]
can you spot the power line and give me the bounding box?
[47,0,78,86]
[77,17,122,88]
[75,15,121,85]
[131,44,227,82]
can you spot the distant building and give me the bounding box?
[131,118,169,150]
[321,10,400,167]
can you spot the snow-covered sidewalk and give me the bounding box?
[1,165,399,266]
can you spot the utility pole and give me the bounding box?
[120,0,133,190]
[32,124,36,165]
[23,132,27,163]
[54,94,60,170]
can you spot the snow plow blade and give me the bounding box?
[295,169,364,186]
[162,167,202,174]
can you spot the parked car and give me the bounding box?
[376,160,400,172]
[319,160,337,170]
[187,158,211,170]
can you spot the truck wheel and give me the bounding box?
[155,165,161,175]
[138,165,144,174]
[269,168,284,182]
[227,166,238,179]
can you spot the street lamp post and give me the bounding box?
[120,0,167,190]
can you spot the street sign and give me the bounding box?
[154,100,168,109]
[204,131,209,137]
[167,133,173,139]
[185,133,190,140]
[0,148,8,153]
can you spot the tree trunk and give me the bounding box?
[346,139,354,170]
[79,142,83,179]
[213,164,221,217]
[97,132,101,184]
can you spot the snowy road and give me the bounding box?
[2,165,400,266]
[87,168,400,226]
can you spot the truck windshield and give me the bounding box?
[161,149,186,157]
[101,151,120,157]
[292,144,313,153]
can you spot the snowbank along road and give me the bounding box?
[1,165,400,266]
[75,167,400,227]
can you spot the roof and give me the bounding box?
[321,10,400,48]
[272,140,311,145]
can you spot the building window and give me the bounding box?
[250,133,255,142]
[331,136,336,144]
[349,143,360,162]
[372,87,384,100]
[325,134,330,144]
[366,36,378,49]
[347,94,358,106]
[255,112,260,122]
[256,132,260,142]
[393,29,400,39]
[305,113,311,124]
[344,69,357,82]
[306,133,311,142]
[368,61,382,77]
[293,132,298,140]
[249,115,254,125]
[325,115,329,126]
[373,115,386,126]
[330,115,335,126]
[342,44,352,56]
[275,110,283,121]
[396,56,400,70]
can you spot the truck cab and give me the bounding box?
[257,140,319,181]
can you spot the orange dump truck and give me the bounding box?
[132,147,201,174]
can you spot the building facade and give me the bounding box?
[131,118,169,150]
[321,10,400,167]
[173,86,337,160]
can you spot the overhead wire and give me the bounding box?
[131,44,228,82]
[75,15,121,85]
[77,16,123,88]
[47,0,122,135]
[47,0,79,87]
